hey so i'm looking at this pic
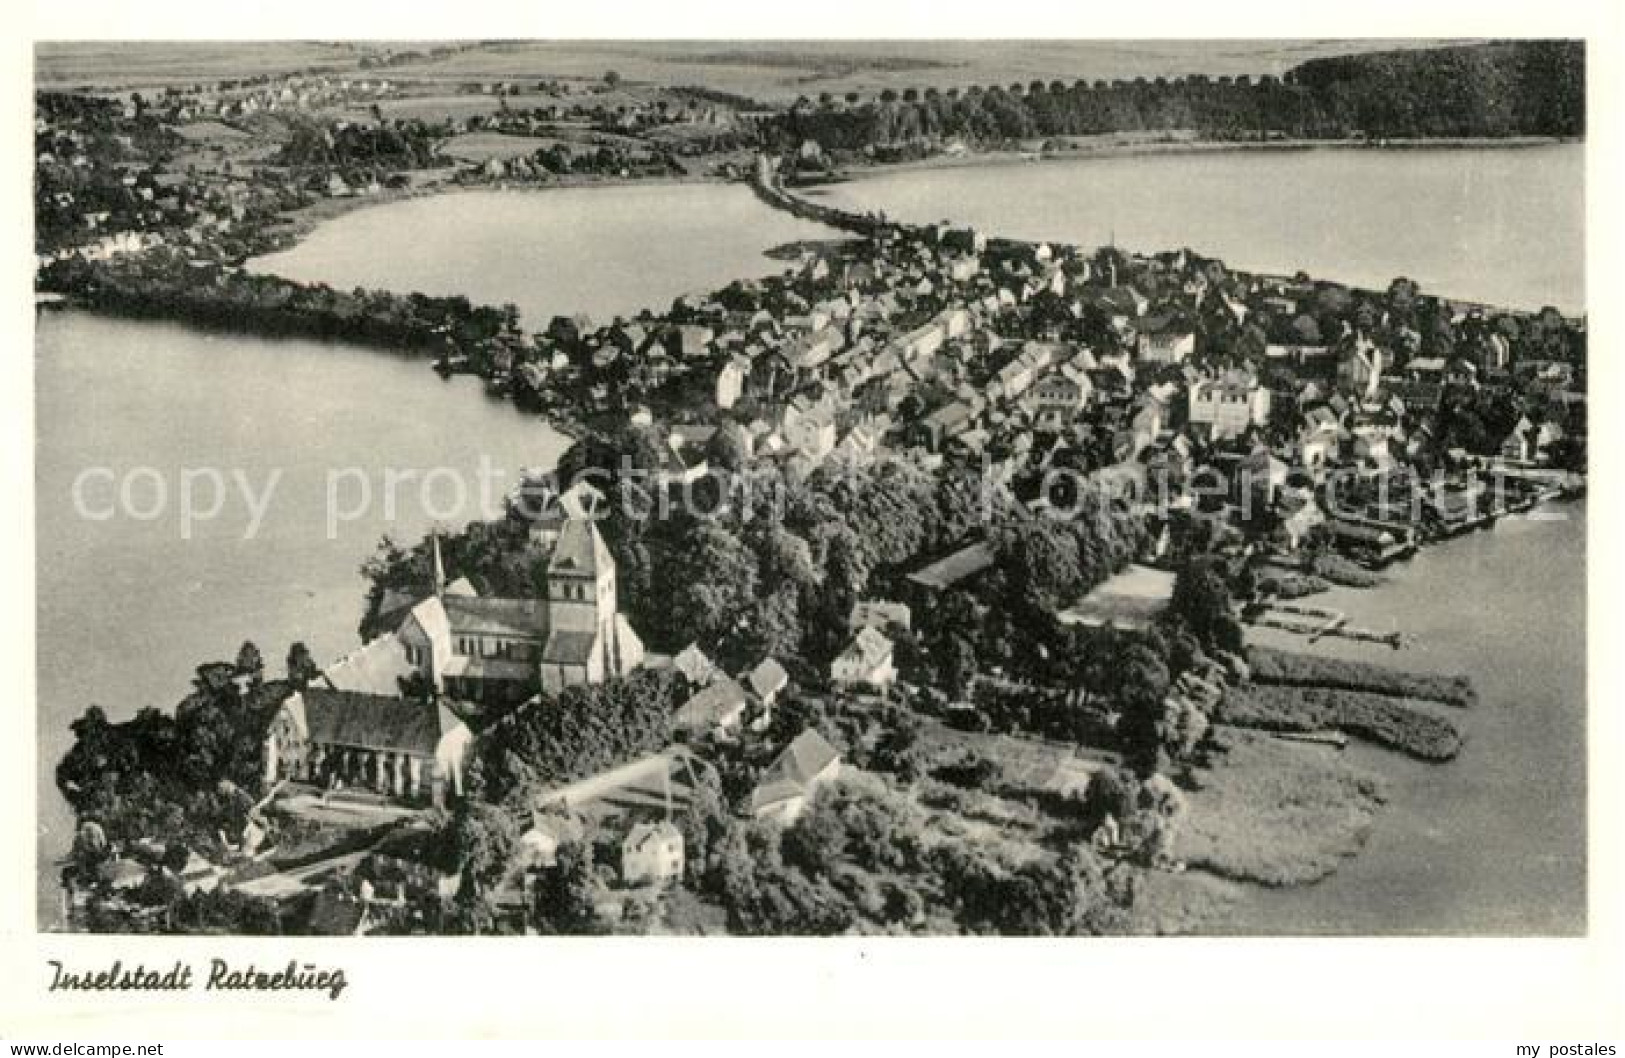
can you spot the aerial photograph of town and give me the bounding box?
[33,38,1587,939]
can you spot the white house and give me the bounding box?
[829,626,896,691]
[1135,318,1196,365]
[749,730,842,825]
[621,822,684,887]
[746,657,789,707]
[1189,377,1272,441]
[1026,364,1093,428]
[672,676,750,739]
[715,356,749,410]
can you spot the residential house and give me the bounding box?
[525,479,607,548]
[781,406,837,464]
[1238,446,1290,511]
[1277,493,1328,551]
[893,317,949,364]
[665,324,714,360]
[519,811,586,869]
[1189,375,1272,442]
[1500,416,1562,464]
[1098,285,1149,322]
[746,657,789,708]
[1135,316,1196,366]
[1405,356,1447,381]
[715,355,750,410]
[672,676,750,739]
[658,428,712,487]
[849,599,912,635]
[786,325,845,375]
[671,643,717,688]
[829,423,881,466]
[830,626,897,691]
[1299,418,1348,475]
[1337,337,1385,400]
[992,341,1058,402]
[1354,432,1400,470]
[749,730,843,825]
[914,401,977,452]
[621,822,684,887]
[1449,360,1488,388]
[1026,363,1093,429]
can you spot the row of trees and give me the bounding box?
[767,41,1584,151]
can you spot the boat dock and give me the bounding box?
[1246,600,1406,649]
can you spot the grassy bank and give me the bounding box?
[1247,645,1477,708]
[1177,727,1388,887]
[1119,867,1243,936]
[1218,684,1464,761]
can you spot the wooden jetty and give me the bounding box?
[1327,516,1418,567]
[1273,730,1350,750]
[1246,601,1406,649]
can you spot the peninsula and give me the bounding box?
[38,39,1587,936]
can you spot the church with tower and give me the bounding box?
[262,510,645,803]
[396,516,645,705]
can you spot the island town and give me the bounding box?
[37,41,1587,936]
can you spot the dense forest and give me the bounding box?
[764,41,1585,152]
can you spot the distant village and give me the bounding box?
[39,63,1588,937]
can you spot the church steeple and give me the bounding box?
[546,518,616,635]
[431,532,446,599]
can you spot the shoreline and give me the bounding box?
[256,168,738,256]
[245,134,1587,321]
[807,134,1581,184]
[782,148,1584,319]
[257,132,1581,264]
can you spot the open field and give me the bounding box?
[373,41,1469,102]
[172,120,251,144]
[439,132,561,162]
[37,40,1467,100]
[35,41,364,88]
[917,717,1114,794]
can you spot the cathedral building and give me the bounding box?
[262,515,644,803]
[395,517,644,705]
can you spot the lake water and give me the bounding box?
[250,184,841,326]
[816,145,1585,314]
[34,312,570,924]
[1227,502,1587,936]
